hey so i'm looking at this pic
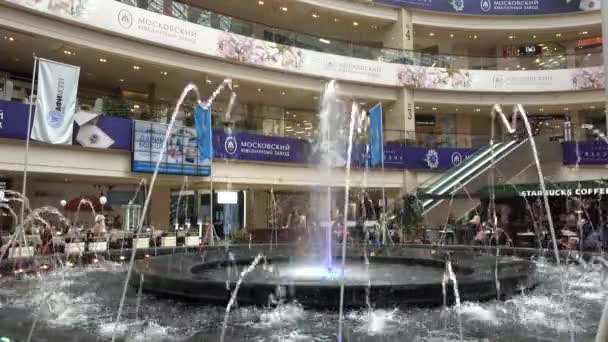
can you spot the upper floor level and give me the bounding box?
[1,0,606,94]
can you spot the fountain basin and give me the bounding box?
[132,245,537,309]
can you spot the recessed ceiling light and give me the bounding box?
[132,65,140,70]
[429,32,435,36]
[258,0,264,4]
[160,71,168,75]
[455,108,459,111]
[8,37,14,42]
[119,79,125,82]
[555,33,562,37]
[280,6,288,11]
[508,35,515,39]
[475,108,481,112]
[133,104,140,109]
[432,107,437,110]
[539,108,544,112]
[319,38,331,44]
[334,18,340,22]
[63,50,73,55]
[233,84,240,88]
[257,88,262,92]
[312,13,319,18]
[99,58,107,63]
[415,106,420,110]
[353,21,359,26]
[281,91,286,95]
[473,35,478,39]
[581,31,588,35]
[532,35,537,38]
[450,34,454,38]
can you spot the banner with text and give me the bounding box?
[31,59,80,144]
[562,140,608,165]
[374,0,599,15]
[132,120,211,176]
[6,0,604,93]
[213,130,309,164]
[352,144,477,170]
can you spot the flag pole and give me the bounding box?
[20,55,38,225]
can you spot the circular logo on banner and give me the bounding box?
[480,0,491,12]
[425,149,440,169]
[451,152,463,167]
[117,10,133,29]
[225,136,238,155]
[47,110,64,129]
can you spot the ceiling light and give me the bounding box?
[555,33,562,37]
[319,38,331,44]
[539,108,544,112]
[258,0,264,4]
[353,22,359,26]
[99,58,107,63]
[160,71,168,75]
[450,34,454,38]
[508,35,514,39]
[280,6,288,11]
[63,50,73,55]
[257,88,262,92]
[563,107,569,111]
[281,91,286,95]
[532,35,537,38]
[415,106,420,110]
[312,13,319,18]
[132,65,140,70]
[432,107,437,111]
[475,108,481,112]
[429,32,435,37]
[8,37,14,42]
[133,104,140,109]
[581,31,588,35]
[590,105,596,109]
[206,79,212,84]
[119,79,125,82]
[334,18,340,22]
[234,84,240,88]
[455,108,459,112]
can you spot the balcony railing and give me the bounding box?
[117,0,603,71]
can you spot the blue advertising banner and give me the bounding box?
[374,0,599,15]
[369,103,383,167]
[562,140,608,165]
[193,105,213,163]
[0,99,132,150]
[132,120,211,176]
[213,129,309,164]
[352,144,477,170]
[0,99,31,140]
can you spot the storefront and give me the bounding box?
[479,180,608,242]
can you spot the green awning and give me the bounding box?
[479,179,608,198]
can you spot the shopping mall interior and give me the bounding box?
[1,0,608,341]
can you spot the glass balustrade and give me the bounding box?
[117,0,604,71]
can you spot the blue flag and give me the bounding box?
[193,105,213,164]
[369,103,383,166]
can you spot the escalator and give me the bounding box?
[416,137,561,226]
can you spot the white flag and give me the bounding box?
[30,59,80,144]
